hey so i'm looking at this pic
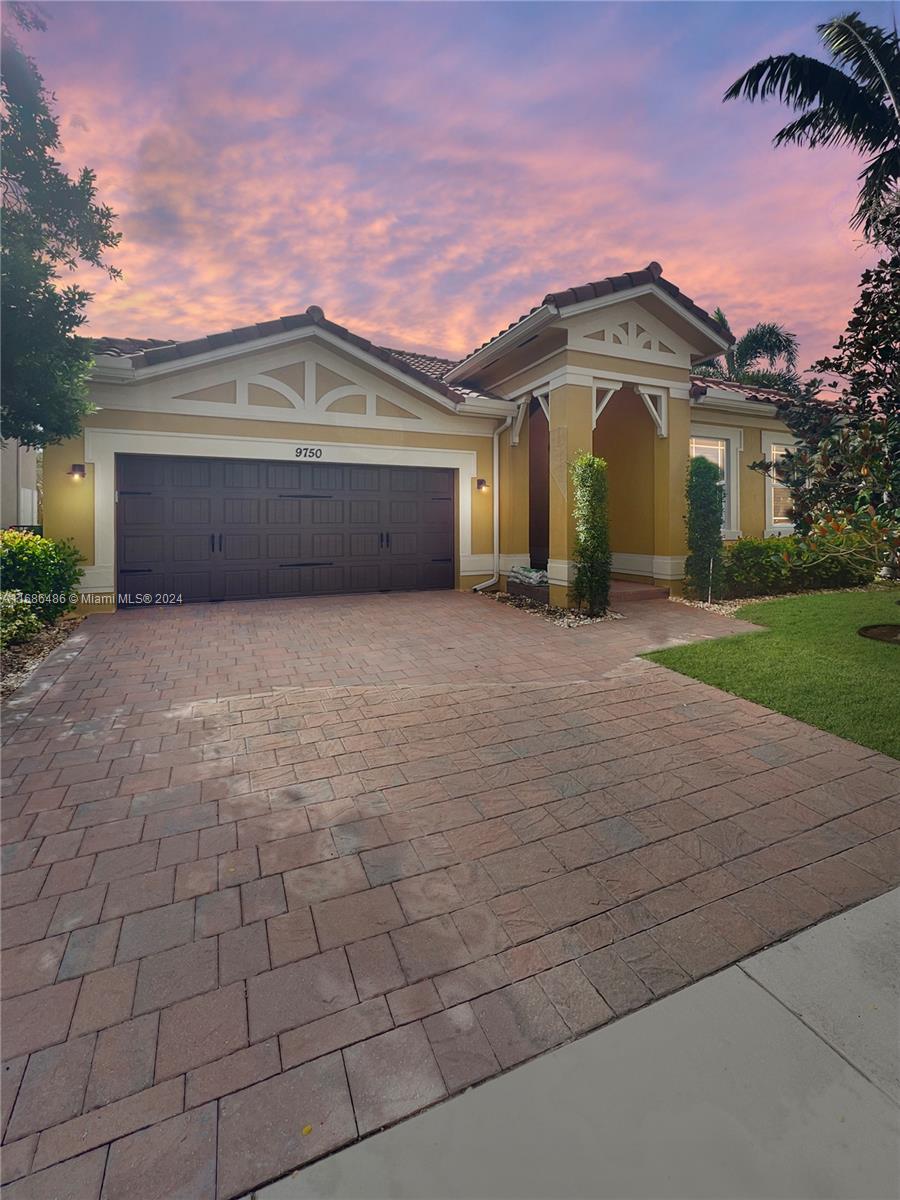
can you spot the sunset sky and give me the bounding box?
[26,1,888,372]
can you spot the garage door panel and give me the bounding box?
[266,532,302,559]
[266,463,303,490]
[224,534,261,560]
[120,495,165,526]
[350,532,380,556]
[350,500,379,524]
[389,500,419,524]
[267,498,302,524]
[121,534,165,565]
[311,532,344,558]
[224,461,261,489]
[309,499,343,524]
[173,534,214,563]
[117,455,455,604]
[172,497,211,525]
[224,498,259,524]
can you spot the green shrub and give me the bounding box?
[719,534,874,599]
[684,457,724,600]
[0,530,83,623]
[0,590,42,649]
[570,453,611,615]
[722,537,791,598]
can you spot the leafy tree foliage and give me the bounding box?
[570,453,611,616]
[1,5,120,447]
[725,12,900,237]
[752,245,900,575]
[683,457,725,601]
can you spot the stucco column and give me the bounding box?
[547,382,594,607]
[652,392,690,591]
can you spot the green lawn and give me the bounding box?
[644,588,900,759]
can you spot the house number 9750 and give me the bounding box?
[295,447,324,458]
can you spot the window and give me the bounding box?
[769,444,793,526]
[689,430,740,538]
[762,432,797,534]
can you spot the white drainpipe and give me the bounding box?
[472,414,513,592]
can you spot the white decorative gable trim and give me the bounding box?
[566,299,694,368]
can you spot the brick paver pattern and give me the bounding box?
[2,592,898,1199]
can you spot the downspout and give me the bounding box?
[472,413,513,592]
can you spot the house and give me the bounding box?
[41,263,797,608]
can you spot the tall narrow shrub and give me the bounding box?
[684,457,724,600]
[570,453,611,615]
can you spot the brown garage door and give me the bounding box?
[115,454,455,603]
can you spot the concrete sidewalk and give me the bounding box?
[255,889,900,1200]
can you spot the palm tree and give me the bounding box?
[725,12,900,237]
[694,309,805,396]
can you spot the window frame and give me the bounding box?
[689,423,742,540]
[761,430,798,536]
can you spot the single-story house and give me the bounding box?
[43,262,797,608]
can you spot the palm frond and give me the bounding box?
[819,13,900,120]
[774,102,894,152]
[734,322,800,373]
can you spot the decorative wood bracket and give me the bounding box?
[510,398,529,446]
[593,384,620,428]
[533,390,550,422]
[637,388,668,438]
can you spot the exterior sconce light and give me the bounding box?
[476,478,488,491]
[67,464,86,480]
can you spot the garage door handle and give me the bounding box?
[218,534,223,552]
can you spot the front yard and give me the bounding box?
[645,588,900,759]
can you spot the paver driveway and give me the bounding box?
[2,592,898,1200]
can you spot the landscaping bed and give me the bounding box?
[645,588,900,758]
[483,590,624,628]
[1,612,85,700]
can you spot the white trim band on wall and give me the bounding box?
[83,427,479,595]
[611,553,686,580]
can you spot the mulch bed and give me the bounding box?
[1,614,86,700]
[482,589,624,628]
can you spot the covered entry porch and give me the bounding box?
[501,374,689,605]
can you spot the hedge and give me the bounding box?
[720,535,873,599]
[0,590,42,649]
[0,530,83,623]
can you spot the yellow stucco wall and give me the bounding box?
[593,388,655,557]
[498,415,529,558]
[547,383,594,607]
[43,437,95,565]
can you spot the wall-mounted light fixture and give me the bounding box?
[67,464,86,481]
[476,478,488,492]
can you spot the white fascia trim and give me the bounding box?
[94,327,470,418]
[444,306,559,383]
[508,365,691,401]
[83,427,478,596]
[456,398,518,418]
[691,392,780,418]
[556,284,731,355]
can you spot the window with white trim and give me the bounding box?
[762,432,797,535]
[689,428,741,538]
